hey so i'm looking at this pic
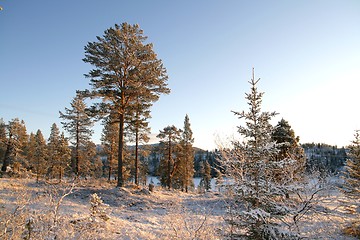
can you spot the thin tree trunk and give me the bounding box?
[117,113,124,187]
[75,122,80,176]
[1,141,12,172]
[108,146,112,182]
[167,136,171,189]
[36,158,40,183]
[135,127,139,186]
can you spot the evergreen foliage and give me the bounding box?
[272,118,306,181]
[157,125,181,189]
[303,143,347,174]
[126,95,151,185]
[343,130,360,199]
[174,115,195,192]
[1,118,28,172]
[34,130,47,182]
[82,23,170,187]
[221,70,301,239]
[199,160,211,192]
[47,123,71,180]
[101,115,119,181]
[60,94,93,176]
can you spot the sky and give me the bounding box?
[0,1,359,150]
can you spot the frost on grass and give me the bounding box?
[0,177,359,239]
[89,193,110,222]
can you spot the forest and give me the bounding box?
[1,23,359,240]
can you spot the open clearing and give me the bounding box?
[0,177,358,239]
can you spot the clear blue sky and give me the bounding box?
[1,1,359,150]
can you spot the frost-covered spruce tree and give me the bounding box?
[221,69,300,239]
[343,130,360,202]
[342,130,360,237]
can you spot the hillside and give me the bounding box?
[0,177,358,239]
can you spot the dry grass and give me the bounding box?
[0,177,225,239]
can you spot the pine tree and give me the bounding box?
[81,141,100,178]
[82,23,170,187]
[177,114,195,192]
[101,115,119,181]
[157,125,181,189]
[47,123,61,178]
[60,94,93,176]
[47,124,71,180]
[57,133,71,180]
[26,132,37,171]
[126,96,151,186]
[0,119,6,161]
[1,118,28,172]
[34,130,47,182]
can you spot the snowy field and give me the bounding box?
[0,177,358,239]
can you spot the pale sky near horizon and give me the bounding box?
[0,1,359,150]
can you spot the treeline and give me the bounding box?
[0,118,102,181]
[0,115,217,192]
[302,143,347,174]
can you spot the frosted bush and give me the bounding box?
[89,193,110,222]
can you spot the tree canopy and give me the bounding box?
[82,23,170,187]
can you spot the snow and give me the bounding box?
[0,177,358,239]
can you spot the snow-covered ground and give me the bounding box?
[0,177,358,239]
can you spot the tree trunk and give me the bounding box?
[75,122,80,176]
[117,113,124,187]
[108,150,112,182]
[167,137,171,189]
[1,140,12,172]
[135,127,139,186]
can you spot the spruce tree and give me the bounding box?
[272,118,306,181]
[82,23,170,187]
[343,130,360,199]
[157,125,181,189]
[221,69,300,239]
[60,94,93,176]
[199,160,211,192]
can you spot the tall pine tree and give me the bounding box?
[1,118,28,172]
[157,125,181,189]
[101,115,119,181]
[126,95,151,186]
[178,114,195,192]
[82,23,170,187]
[34,130,47,182]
